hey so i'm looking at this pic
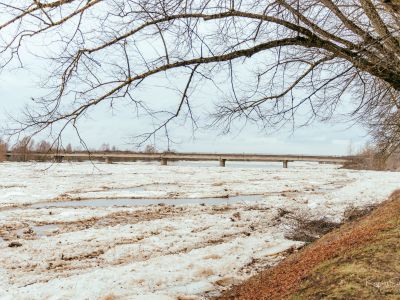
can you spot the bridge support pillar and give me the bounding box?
[219,159,226,167]
[105,157,112,164]
[160,158,168,166]
[283,160,288,168]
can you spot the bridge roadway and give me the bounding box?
[6,152,356,168]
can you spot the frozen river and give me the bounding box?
[0,161,399,299]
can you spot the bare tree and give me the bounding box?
[0,0,399,154]
[144,144,157,153]
[65,143,73,153]
[11,137,34,161]
[0,139,8,162]
[36,140,53,152]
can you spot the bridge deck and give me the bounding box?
[5,152,355,167]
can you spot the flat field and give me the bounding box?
[0,161,399,299]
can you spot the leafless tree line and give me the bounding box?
[348,142,400,170]
[0,0,399,156]
[0,137,73,161]
[0,136,158,162]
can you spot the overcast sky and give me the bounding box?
[0,64,368,155]
[0,3,373,156]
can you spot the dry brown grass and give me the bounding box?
[290,193,400,299]
[218,190,400,300]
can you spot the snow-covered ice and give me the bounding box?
[0,161,399,299]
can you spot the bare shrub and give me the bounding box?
[36,140,52,152]
[65,143,73,153]
[344,143,400,170]
[144,144,157,153]
[385,152,400,170]
[11,137,34,162]
[0,140,7,162]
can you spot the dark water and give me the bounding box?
[31,195,264,208]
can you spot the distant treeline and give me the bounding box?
[0,137,159,162]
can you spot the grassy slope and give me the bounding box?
[218,191,400,300]
[290,193,400,299]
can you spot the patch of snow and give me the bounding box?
[0,161,399,299]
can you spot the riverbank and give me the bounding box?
[219,190,400,299]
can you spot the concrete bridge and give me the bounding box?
[5,152,357,168]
